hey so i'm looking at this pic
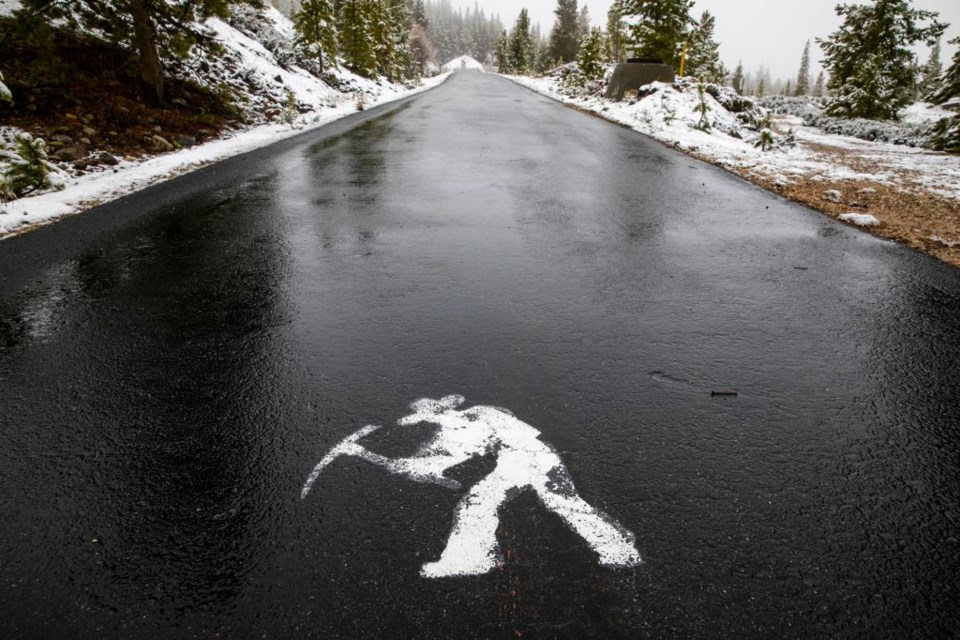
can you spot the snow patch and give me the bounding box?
[839,213,881,227]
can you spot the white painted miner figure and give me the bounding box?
[303,395,642,578]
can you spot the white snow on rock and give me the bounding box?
[0,7,451,237]
[442,56,484,73]
[0,0,19,17]
[839,213,881,227]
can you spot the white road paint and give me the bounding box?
[302,395,642,578]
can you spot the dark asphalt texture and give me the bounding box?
[2,71,960,639]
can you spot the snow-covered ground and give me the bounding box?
[509,74,960,203]
[442,56,485,73]
[0,4,450,237]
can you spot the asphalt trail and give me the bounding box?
[1,71,959,638]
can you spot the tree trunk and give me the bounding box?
[129,0,164,103]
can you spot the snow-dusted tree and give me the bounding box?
[495,30,511,73]
[577,5,591,39]
[412,0,428,29]
[606,1,627,63]
[795,40,811,96]
[576,27,609,82]
[338,0,377,77]
[294,0,338,73]
[509,9,534,74]
[0,71,12,105]
[756,78,765,97]
[17,0,261,103]
[731,61,744,95]
[0,133,62,201]
[920,40,942,100]
[928,37,959,105]
[548,0,580,63]
[408,24,434,76]
[813,70,825,97]
[929,37,960,152]
[818,0,946,120]
[694,82,711,131]
[621,0,694,70]
[684,11,724,83]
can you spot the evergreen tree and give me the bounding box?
[920,40,942,100]
[0,71,12,105]
[813,70,825,97]
[294,0,338,73]
[929,37,959,105]
[412,0,428,28]
[576,27,608,82]
[756,78,765,97]
[818,0,946,120]
[548,0,580,63]
[577,5,591,39]
[17,0,261,103]
[621,0,694,71]
[783,80,792,96]
[684,11,724,83]
[495,29,511,72]
[339,0,377,77]
[731,61,744,95]
[795,40,811,96]
[606,0,627,63]
[0,133,61,201]
[509,9,534,74]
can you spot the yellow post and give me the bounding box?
[679,42,688,77]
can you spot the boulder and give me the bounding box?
[151,135,174,152]
[55,146,87,162]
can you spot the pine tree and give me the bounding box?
[0,71,12,105]
[294,0,339,73]
[684,11,724,83]
[495,30,511,73]
[929,37,960,153]
[412,0,428,28]
[577,5,591,39]
[929,37,959,105]
[606,1,627,63]
[0,133,62,201]
[339,0,377,78]
[795,40,811,96]
[576,27,608,82]
[920,40,942,100]
[621,0,694,71]
[818,0,946,120]
[509,9,534,74]
[548,0,580,63]
[813,70,825,97]
[757,78,765,98]
[783,80,792,96]
[731,61,744,95]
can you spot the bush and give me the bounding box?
[0,133,63,201]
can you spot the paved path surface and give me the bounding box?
[2,71,959,638]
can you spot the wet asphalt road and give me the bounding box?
[2,71,960,638]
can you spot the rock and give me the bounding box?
[823,189,844,203]
[72,160,88,170]
[117,106,130,115]
[153,125,162,133]
[171,98,187,108]
[55,146,87,162]
[173,134,196,147]
[859,187,876,194]
[79,137,92,146]
[91,152,119,166]
[274,74,283,83]
[51,134,73,144]
[150,135,174,152]
[82,126,97,137]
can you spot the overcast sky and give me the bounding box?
[472,0,960,80]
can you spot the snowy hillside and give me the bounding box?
[0,3,449,236]
[442,56,485,73]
